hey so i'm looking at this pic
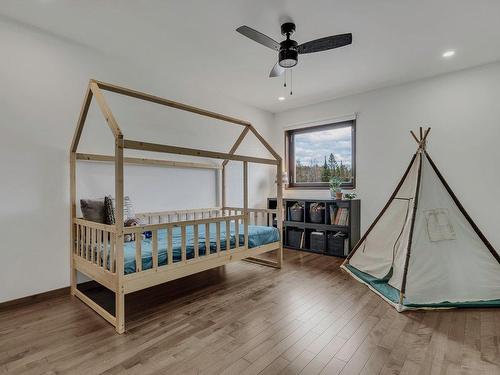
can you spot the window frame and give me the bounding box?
[285,120,356,190]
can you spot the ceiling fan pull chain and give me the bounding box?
[284,69,287,87]
[290,69,293,95]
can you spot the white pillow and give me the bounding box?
[111,196,135,221]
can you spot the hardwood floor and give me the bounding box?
[1,249,500,374]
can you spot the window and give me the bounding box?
[285,120,355,189]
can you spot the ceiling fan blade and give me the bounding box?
[236,25,280,51]
[297,33,352,54]
[269,62,285,77]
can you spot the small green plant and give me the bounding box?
[344,191,357,200]
[329,176,342,193]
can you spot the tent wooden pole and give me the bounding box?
[422,127,431,143]
[419,127,423,140]
[399,152,423,302]
[344,152,418,263]
[222,126,250,167]
[425,151,500,264]
[410,131,420,144]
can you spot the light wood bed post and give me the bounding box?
[243,161,249,248]
[115,135,125,334]
[69,152,77,295]
[89,80,127,333]
[70,84,93,296]
[276,159,283,268]
[221,166,226,211]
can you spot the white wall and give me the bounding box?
[0,17,276,303]
[274,62,500,249]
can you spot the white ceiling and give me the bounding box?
[2,0,500,113]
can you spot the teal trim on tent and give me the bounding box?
[345,264,500,308]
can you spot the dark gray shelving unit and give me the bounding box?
[267,198,360,258]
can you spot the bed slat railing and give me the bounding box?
[205,223,210,256]
[167,227,173,265]
[223,207,277,226]
[136,207,221,225]
[123,213,244,272]
[73,219,117,275]
[74,208,273,280]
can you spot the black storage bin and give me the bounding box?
[327,232,348,256]
[309,204,325,223]
[287,228,303,248]
[310,232,325,252]
[289,206,304,222]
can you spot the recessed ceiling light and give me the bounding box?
[442,50,455,58]
[278,96,285,101]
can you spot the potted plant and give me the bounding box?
[329,176,343,200]
[289,202,304,222]
[310,202,325,223]
[344,191,357,200]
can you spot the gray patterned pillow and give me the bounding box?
[80,199,105,223]
[104,195,115,225]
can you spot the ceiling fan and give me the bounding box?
[236,22,352,78]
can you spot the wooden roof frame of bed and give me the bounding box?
[69,79,283,333]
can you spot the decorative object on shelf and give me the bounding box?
[289,202,304,222]
[343,191,357,200]
[329,176,343,200]
[309,202,325,223]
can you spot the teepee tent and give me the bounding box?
[341,127,500,311]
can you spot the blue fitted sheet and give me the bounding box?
[123,223,279,274]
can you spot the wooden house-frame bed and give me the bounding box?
[70,79,283,334]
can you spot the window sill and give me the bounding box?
[285,185,329,190]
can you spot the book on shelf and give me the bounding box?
[329,205,337,224]
[331,207,349,226]
[300,231,305,248]
[344,237,350,256]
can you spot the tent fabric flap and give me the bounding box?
[349,153,420,280]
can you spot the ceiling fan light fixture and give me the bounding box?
[279,59,297,68]
[278,48,298,68]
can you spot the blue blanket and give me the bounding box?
[123,223,279,274]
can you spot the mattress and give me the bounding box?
[122,223,279,274]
